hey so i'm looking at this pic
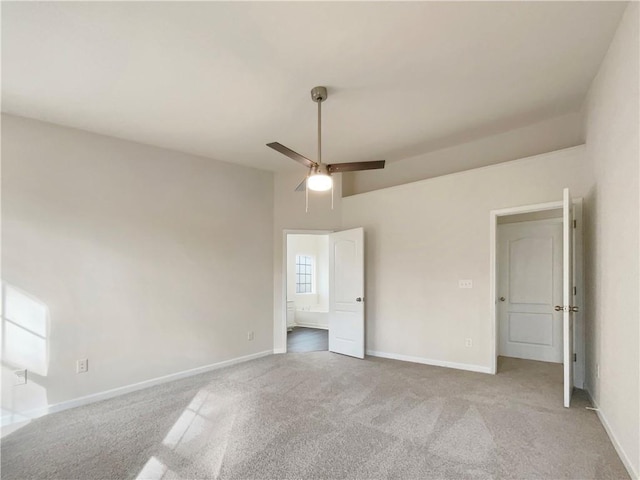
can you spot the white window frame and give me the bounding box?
[295,254,316,294]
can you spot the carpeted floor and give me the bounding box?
[1,354,629,480]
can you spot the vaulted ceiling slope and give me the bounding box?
[1,2,627,172]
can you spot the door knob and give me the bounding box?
[356,297,363,302]
[499,297,505,302]
[555,305,579,312]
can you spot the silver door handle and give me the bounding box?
[555,305,579,312]
[356,297,363,302]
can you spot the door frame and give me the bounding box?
[278,229,333,354]
[489,199,584,387]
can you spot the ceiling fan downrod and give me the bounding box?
[307,87,330,212]
[311,86,327,168]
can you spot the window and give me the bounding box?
[295,255,314,293]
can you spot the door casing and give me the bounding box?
[489,199,584,389]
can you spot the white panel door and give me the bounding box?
[329,227,364,359]
[498,221,563,363]
[563,188,574,408]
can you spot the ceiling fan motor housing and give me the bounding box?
[313,163,329,175]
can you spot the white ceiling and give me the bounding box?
[1,2,627,172]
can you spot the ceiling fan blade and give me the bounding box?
[327,160,386,173]
[267,142,317,169]
[295,176,307,192]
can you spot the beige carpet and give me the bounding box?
[1,353,629,479]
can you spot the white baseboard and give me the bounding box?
[273,348,286,354]
[366,350,492,374]
[293,323,328,330]
[584,390,639,480]
[1,419,32,438]
[14,350,273,423]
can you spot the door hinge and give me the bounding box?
[573,220,577,228]
[573,286,577,296]
[573,353,577,362]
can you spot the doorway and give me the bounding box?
[497,215,563,363]
[285,233,330,353]
[281,228,366,358]
[489,191,584,407]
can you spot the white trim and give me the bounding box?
[273,348,286,354]
[366,350,492,374]
[0,419,32,438]
[492,200,564,217]
[489,210,498,374]
[585,391,639,480]
[15,350,273,421]
[498,217,563,227]
[292,323,329,330]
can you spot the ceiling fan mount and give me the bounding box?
[310,86,327,103]
[267,86,385,196]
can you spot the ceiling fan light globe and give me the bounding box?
[307,173,332,192]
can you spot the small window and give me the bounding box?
[295,255,314,293]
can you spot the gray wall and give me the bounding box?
[1,114,274,419]
[583,3,639,476]
[342,146,591,371]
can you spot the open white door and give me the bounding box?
[329,227,365,358]
[562,188,574,408]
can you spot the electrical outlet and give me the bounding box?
[77,359,88,374]
[459,280,473,289]
[247,331,254,341]
[14,369,27,386]
[465,338,473,348]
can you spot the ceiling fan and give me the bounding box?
[267,86,385,196]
